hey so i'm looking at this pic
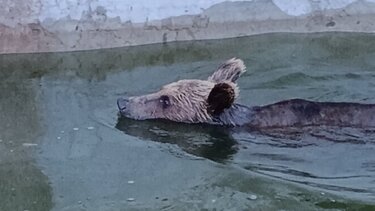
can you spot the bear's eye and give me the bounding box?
[159,95,170,109]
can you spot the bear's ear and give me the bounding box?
[208,58,246,83]
[207,82,238,115]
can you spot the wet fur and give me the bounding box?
[207,83,236,115]
[118,58,375,128]
[248,99,375,128]
[118,58,243,123]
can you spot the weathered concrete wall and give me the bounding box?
[1,0,375,54]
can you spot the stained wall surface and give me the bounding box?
[1,0,375,54]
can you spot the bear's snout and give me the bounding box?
[117,98,129,111]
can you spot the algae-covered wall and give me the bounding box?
[1,0,375,54]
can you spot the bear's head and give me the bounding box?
[117,58,246,124]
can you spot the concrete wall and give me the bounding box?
[1,0,375,54]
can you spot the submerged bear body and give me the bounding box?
[212,99,375,128]
[117,58,375,128]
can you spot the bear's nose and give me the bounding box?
[117,98,129,111]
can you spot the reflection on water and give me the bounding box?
[116,116,237,162]
[1,32,375,210]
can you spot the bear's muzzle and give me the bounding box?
[117,98,129,112]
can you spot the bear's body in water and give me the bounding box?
[117,58,375,128]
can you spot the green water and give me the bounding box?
[1,32,375,210]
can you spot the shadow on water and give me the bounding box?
[115,116,237,162]
[0,42,212,82]
[0,81,52,211]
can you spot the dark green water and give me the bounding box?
[1,32,375,210]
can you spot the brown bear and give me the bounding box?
[117,58,375,128]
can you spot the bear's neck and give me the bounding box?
[212,103,255,126]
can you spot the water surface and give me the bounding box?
[1,32,375,210]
